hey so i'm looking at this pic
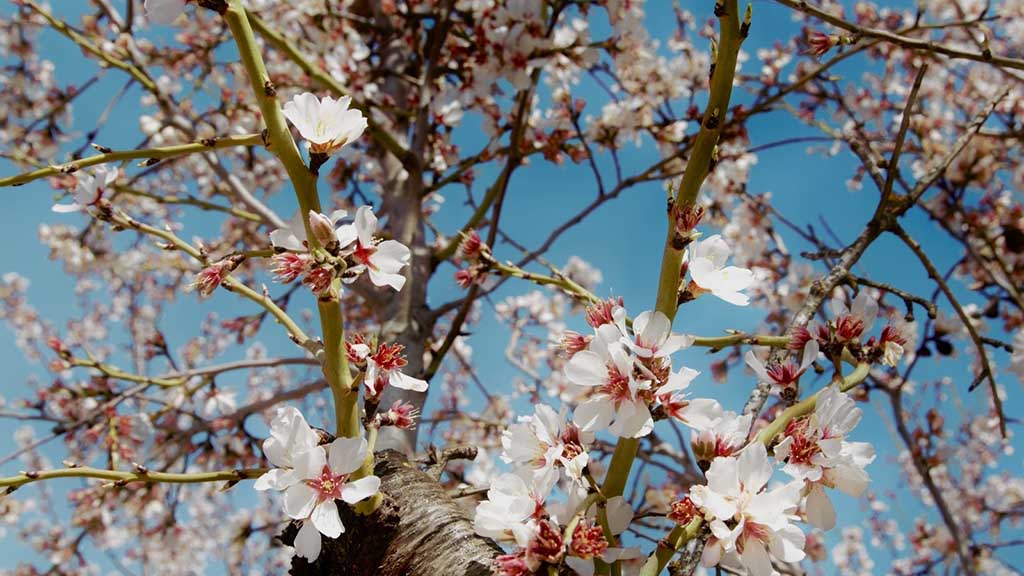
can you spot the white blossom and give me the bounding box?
[282,92,367,155]
[691,443,805,576]
[687,235,756,306]
[336,206,411,291]
[52,166,118,213]
[283,437,381,560]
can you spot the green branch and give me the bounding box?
[0,134,263,188]
[1,466,266,491]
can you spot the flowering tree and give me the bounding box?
[1,0,1023,574]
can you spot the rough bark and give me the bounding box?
[282,450,501,575]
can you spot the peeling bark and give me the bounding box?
[282,450,501,575]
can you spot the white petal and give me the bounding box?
[738,443,773,492]
[769,524,806,563]
[145,0,186,25]
[341,475,381,504]
[354,205,378,247]
[51,203,83,213]
[253,468,297,492]
[565,351,608,387]
[573,399,614,433]
[311,499,344,538]
[335,224,358,248]
[740,539,774,576]
[605,496,634,535]
[389,370,428,392]
[372,240,411,274]
[293,446,328,479]
[565,556,594,576]
[269,228,305,252]
[293,520,322,561]
[368,268,407,291]
[328,437,368,476]
[805,483,836,530]
[284,483,318,519]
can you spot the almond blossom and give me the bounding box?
[144,0,186,25]
[474,468,558,544]
[745,340,819,394]
[774,385,875,530]
[283,437,381,560]
[270,209,352,253]
[282,93,367,155]
[565,337,654,438]
[620,309,693,359]
[654,366,722,429]
[253,406,321,492]
[691,411,754,463]
[830,291,879,342]
[52,165,118,213]
[500,404,593,484]
[347,337,428,398]
[686,235,756,306]
[690,443,805,576]
[336,205,411,291]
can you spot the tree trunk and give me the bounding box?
[282,450,501,575]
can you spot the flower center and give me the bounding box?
[600,365,632,404]
[353,242,378,269]
[309,465,347,501]
[784,418,821,465]
[372,342,408,371]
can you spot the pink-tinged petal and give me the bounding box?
[372,240,411,273]
[311,499,344,538]
[341,475,381,504]
[368,268,407,292]
[284,483,318,519]
[389,370,428,392]
[739,539,774,576]
[565,351,608,387]
[354,205,377,247]
[253,468,298,492]
[565,556,594,576]
[805,482,836,530]
[701,538,724,567]
[327,437,367,476]
[605,496,634,535]
[293,520,322,561]
[769,524,807,563]
[573,399,614,433]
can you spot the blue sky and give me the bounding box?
[1,1,1020,574]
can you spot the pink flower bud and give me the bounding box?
[307,211,337,247]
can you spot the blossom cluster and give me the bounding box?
[253,407,381,562]
[472,278,878,575]
[269,205,411,296]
